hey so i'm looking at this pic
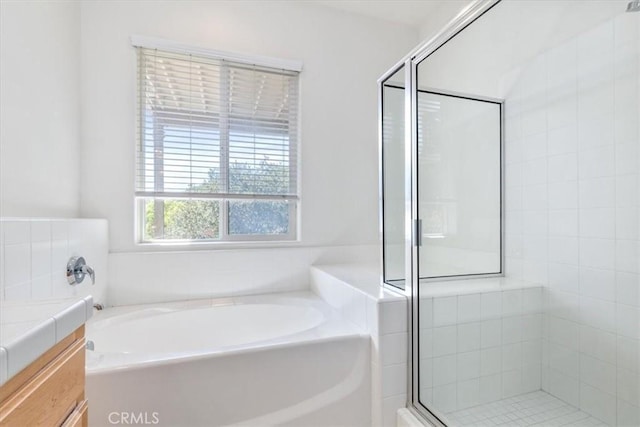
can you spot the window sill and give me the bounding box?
[132,238,303,252]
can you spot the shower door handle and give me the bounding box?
[414,219,422,247]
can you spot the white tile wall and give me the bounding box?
[0,219,108,304]
[504,13,640,425]
[0,218,105,383]
[419,286,543,414]
[370,297,409,427]
[309,265,407,427]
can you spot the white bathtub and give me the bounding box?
[85,292,371,427]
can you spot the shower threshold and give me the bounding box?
[444,390,608,427]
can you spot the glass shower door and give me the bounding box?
[381,66,407,290]
[401,0,640,426]
[415,91,503,421]
[416,91,502,279]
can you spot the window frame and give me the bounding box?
[132,36,302,245]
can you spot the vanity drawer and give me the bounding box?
[0,338,85,426]
[61,399,88,427]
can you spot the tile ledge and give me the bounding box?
[311,263,405,302]
[0,295,92,386]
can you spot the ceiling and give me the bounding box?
[308,0,451,29]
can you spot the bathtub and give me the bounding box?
[85,292,371,427]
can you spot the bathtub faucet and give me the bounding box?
[66,256,96,285]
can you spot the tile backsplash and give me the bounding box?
[0,218,108,305]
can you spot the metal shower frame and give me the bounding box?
[377,0,504,424]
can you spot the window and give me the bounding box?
[135,43,300,243]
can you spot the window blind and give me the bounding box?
[136,47,299,201]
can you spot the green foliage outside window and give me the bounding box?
[144,160,291,240]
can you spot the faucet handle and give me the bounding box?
[66,256,96,285]
[83,265,95,285]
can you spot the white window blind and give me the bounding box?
[135,46,300,241]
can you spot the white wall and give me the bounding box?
[0,1,81,218]
[78,0,417,253]
[107,244,379,306]
[418,1,626,100]
[418,1,471,43]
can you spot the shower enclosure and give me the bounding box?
[380,0,639,426]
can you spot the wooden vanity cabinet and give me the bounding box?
[0,326,87,427]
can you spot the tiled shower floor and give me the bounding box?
[445,391,608,427]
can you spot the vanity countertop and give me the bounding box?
[0,296,93,385]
